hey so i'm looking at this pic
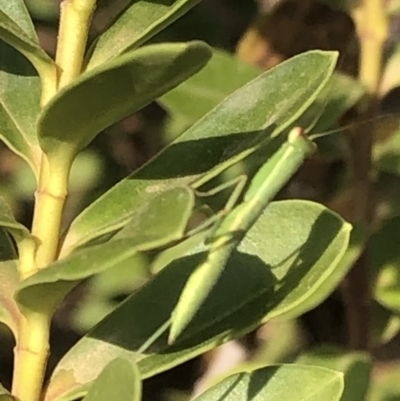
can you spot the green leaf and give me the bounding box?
[86,0,202,70]
[309,72,366,134]
[151,229,210,274]
[193,365,343,401]
[0,6,56,88]
[237,200,352,320]
[0,228,19,337]
[71,252,150,332]
[16,187,195,315]
[82,358,141,401]
[0,40,42,175]
[45,200,349,401]
[61,50,338,256]
[0,196,30,241]
[370,216,400,313]
[16,239,146,316]
[297,346,371,401]
[168,132,316,343]
[0,380,13,401]
[0,0,37,38]
[159,48,262,135]
[373,122,400,176]
[24,1,59,22]
[371,301,400,346]
[113,186,194,243]
[38,41,212,172]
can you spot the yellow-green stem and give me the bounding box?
[11,313,51,401]
[12,2,98,399]
[17,236,38,281]
[342,0,388,351]
[355,0,388,93]
[12,158,69,401]
[30,156,70,270]
[56,0,97,89]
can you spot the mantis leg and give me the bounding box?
[185,175,248,238]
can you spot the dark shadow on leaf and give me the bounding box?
[247,366,280,400]
[132,127,277,181]
[158,208,343,353]
[85,0,187,64]
[0,229,16,260]
[0,41,37,76]
[211,373,245,401]
[81,189,343,381]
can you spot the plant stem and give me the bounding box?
[31,156,70,270]
[355,0,388,94]
[56,0,97,89]
[11,313,51,401]
[12,157,70,401]
[342,0,388,350]
[12,2,98,401]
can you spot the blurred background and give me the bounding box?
[2,1,400,400]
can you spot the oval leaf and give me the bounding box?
[44,200,349,401]
[86,0,202,70]
[370,216,400,313]
[159,48,262,131]
[16,187,195,315]
[112,186,194,242]
[16,239,144,316]
[0,197,30,242]
[0,41,42,175]
[0,8,56,88]
[38,41,212,170]
[82,358,141,401]
[237,200,352,319]
[194,365,343,401]
[0,228,19,337]
[297,346,371,401]
[61,50,338,255]
[0,0,36,39]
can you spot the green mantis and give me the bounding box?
[168,126,317,343]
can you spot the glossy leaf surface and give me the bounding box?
[16,187,195,316]
[0,3,56,87]
[82,358,141,401]
[61,51,338,255]
[113,187,194,242]
[297,346,371,401]
[0,0,36,38]
[159,49,262,134]
[236,200,352,320]
[0,41,42,175]
[86,0,202,70]
[194,365,343,401]
[38,41,212,171]
[45,200,350,401]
